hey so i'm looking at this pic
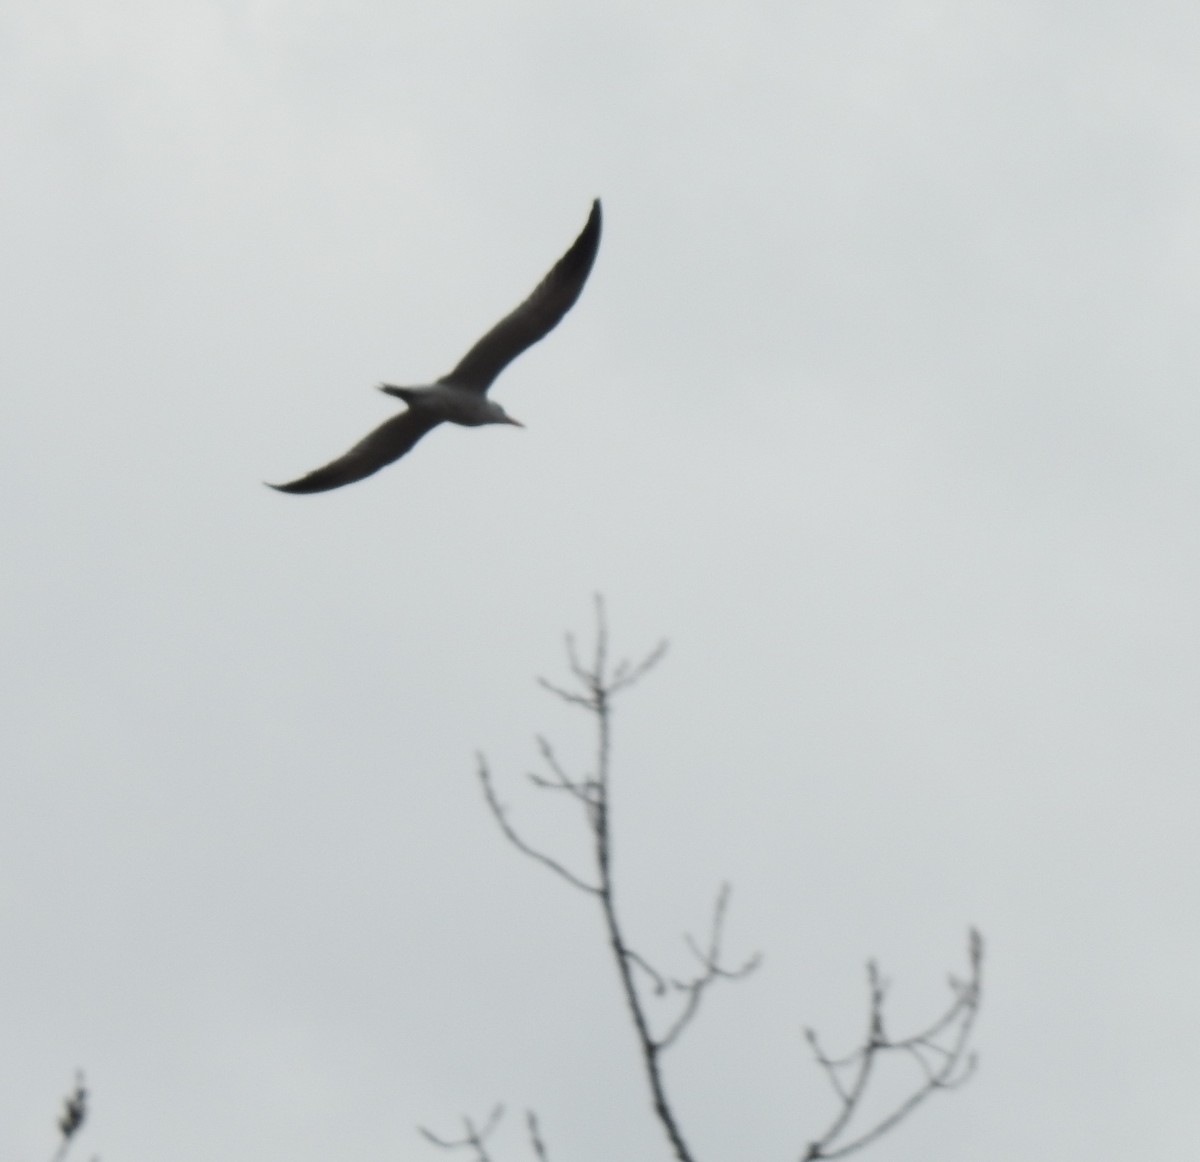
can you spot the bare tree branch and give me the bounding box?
[434,601,984,1162]
[534,676,595,711]
[802,929,984,1160]
[476,755,600,896]
[625,947,670,995]
[538,596,667,714]
[470,598,754,1162]
[525,1110,550,1162]
[421,1106,554,1162]
[525,737,595,805]
[419,1105,506,1161]
[609,638,670,695]
[658,884,763,1052]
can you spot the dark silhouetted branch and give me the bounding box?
[421,1106,552,1162]
[419,1104,506,1162]
[49,1073,88,1162]
[525,1110,550,1162]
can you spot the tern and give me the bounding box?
[269,199,602,494]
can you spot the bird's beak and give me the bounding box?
[505,416,525,428]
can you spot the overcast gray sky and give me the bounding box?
[3,2,1199,1159]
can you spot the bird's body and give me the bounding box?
[269,199,602,494]
[378,382,516,427]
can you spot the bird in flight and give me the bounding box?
[269,200,602,494]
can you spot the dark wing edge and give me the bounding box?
[267,410,443,494]
[441,199,602,393]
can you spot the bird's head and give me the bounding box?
[486,400,524,428]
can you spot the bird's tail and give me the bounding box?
[378,383,421,405]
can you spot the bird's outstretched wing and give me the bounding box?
[441,199,602,394]
[268,410,443,494]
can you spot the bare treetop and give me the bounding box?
[425,601,983,1162]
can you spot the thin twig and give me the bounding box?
[610,639,669,695]
[419,1105,505,1161]
[624,948,669,995]
[535,676,595,711]
[525,737,595,804]
[477,757,600,895]
[658,885,762,1052]
[525,1110,550,1162]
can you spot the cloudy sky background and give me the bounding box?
[3,2,1199,1159]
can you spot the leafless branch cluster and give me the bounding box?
[425,598,983,1162]
[803,929,984,1159]
[476,596,756,1162]
[419,1107,550,1162]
